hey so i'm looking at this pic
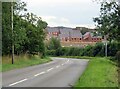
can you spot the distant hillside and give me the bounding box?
[46,26,96,35]
[73,27,96,34]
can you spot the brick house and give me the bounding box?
[46,27,102,47]
[83,32,102,42]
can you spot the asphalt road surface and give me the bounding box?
[2,57,89,87]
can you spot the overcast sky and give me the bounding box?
[21,0,101,28]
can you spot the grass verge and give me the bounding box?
[2,55,52,72]
[59,56,93,59]
[74,57,118,87]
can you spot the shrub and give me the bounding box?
[46,50,56,56]
[46,42,120,58]
[115,51,120,61]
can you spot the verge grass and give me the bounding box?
[2,55,52,72]
[74,57,118,87]
[59,56,93,59]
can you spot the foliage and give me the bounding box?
[74,57,118,87]
[2,2,48,57]
[94,1,120,41]
[47,42,120,58]
[2,55,52,72]
[47,37,61,50]
[115,51,120,61]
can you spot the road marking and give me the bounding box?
[9,79,27,86]
[56,65,60,68]
[34,71,45,77]
[67,60,69,62]
[47,68,54,72]
[61,64,64,66]
[65,60,69,63]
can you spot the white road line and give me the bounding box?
[61,64,64,66]
[34,71,45,77]
[9,78,27,86]
[56,65,60,68]
[47,68,54,72]
[65,60,69,63]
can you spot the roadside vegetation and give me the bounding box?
[74,0,120,87]
[2,1,120,88]
[2,1,49,70]
[2,55,52,72]
[59,56,93,59]
[74,57,118,87]
[46,38,120,58]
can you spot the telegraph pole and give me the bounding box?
[11,1,14,64]
[104,36,107,57]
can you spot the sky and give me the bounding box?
[21,0,101,29]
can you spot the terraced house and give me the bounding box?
[46,27,102,47]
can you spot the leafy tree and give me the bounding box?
[2,1,48,58]
[94,1,120,41]
[47,37,61,50]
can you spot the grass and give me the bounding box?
[59,56,93,59]
[74,57,118,87]
[2,55,52,72]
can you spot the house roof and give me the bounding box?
[46,27,59,32]
[92,36,102,38]
[59,34,69,39]
[46,27,102,39]
[70,30,82,38]
[59,28,73,34]
[83,32,92,39]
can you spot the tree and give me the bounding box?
[47,37,61,50]
[93,1,120,41]
[24,13,47,56]
[2,1,48,60]
[2,2,12,55]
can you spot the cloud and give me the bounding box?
[41,16,68,25]
[22,0,100,29]
[24,0,93,6]
[41,15,95,29]
[23,0,98,8]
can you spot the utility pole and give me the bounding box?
[104,36,107,57]
[11,2,14,64]
[105,41,107,57]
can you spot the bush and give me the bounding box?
[46,42,120,57]
[115,51,120,61]
[46,50,56,56]
[83,45,93,56]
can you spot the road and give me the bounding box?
[2,57,89,87]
